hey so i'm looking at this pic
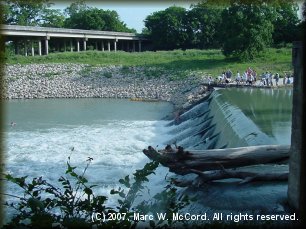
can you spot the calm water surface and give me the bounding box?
[217,88,292,145]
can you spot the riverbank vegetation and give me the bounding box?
[2,0,304,61]
[3,156,192,228]
[5,48,292,78]
[144,1,303,60]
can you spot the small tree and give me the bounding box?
[144,6,189,50]
[186,2,223,49]
[63,1,135,32]
[271,1,300,46]
[220,2,274,60]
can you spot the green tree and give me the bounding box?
[271,1,300,46]
[63,0,88,16]
[144,6,189,50]
[186,2,223,49]
[3,0,64,27]
[220,1,275,60]
[64,1,135,32]
[40,9,65,28]
[297,1,306,40]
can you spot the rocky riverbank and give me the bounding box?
[2,63,210,110]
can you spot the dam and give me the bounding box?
[4,87,293,221]
[155,87,293,216]
[165,87,292,149]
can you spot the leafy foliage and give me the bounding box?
[145,6,189,50]
[3,152,190,228]
[2,0,302,58]
[220,2,275,60]
[63,0,135,32]
[186,3,223,49]
[40,8,65,28]
[143,1,301,58]
[271,1,300,46]
[3,0,65,27]
[2,0,135,32]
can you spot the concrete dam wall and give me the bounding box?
[165,88,292,150]
[162,87,293,215]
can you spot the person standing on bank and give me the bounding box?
[274,73,280,86]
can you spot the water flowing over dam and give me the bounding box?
[165,88,292,150]
[161,87,293,215]
[4,87,293,221]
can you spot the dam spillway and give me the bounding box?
[4,87,293,221]
[165,87,292,150]
[161,87,293,215]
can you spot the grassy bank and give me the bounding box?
[5,48,292,77]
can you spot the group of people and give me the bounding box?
[207,67,293,87]
[235,67,258,86]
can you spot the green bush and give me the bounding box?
[103,72,112,78]
[80,66,93,77]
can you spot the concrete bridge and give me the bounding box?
[1,24,147,56]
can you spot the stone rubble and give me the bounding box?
[2,63,210,110]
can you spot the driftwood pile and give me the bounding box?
[143,144,290,187]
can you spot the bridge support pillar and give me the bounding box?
[101,40,104,51]
[288,41,305,223]
[38,40,42,56]
[70,40,73,52]
[77,40,80,52]
[31,41,34,56]
[127,42,130,52]
[64,40,66,52]
[95,41,98,50]
[107,41,110,52]
[114,39,117,52]
[138,40,142,52]
[133,41,135,52]
[24,40,27,56]
[45,37,49,55]
[83,38,87,51]
[38,40,41,56]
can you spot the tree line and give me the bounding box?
[2,0,305,59]
[144,0,304,59]
[2,0,136,33]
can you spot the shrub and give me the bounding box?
[80,66,92,77]
[103,72,112,78]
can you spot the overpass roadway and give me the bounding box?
[1,24,146,55]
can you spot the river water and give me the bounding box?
[3,88,293,220]
[3,99,174,220]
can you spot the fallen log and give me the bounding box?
[171,169,289,187]
[143,145,290,175]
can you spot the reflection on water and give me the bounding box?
[219,88,292,141]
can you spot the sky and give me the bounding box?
[51,1,199,33]
[51,1,304,33]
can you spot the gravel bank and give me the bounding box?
[2,63,210,110]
